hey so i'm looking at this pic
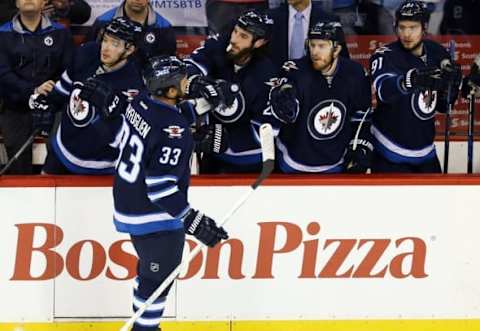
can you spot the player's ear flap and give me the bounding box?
[304,39,309,53]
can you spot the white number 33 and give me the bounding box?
[159,147,182,165]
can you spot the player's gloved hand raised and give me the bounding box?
[403,66,447,92]
[183,209,228,247]
[267,78,299,124]
[78,78,127,119]
[193,123,229,154]
[344,139,373,174]
[29,93,54,135]
[213,79,239,111]
[185,75,225,109]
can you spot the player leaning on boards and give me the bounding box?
[369,0,462,173]
[31,17,144,174]
[266,21,373,173]
[82,56,228,331]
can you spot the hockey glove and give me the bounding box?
[268,78,299,124]
[344,139,373,174]
[440,61,462,104]
[462,75,480,98]
[78,78,127,119]
[183,209,229,247]
[462,58,480,98]
[185,75,225,109]
[403,66,447,92]
[213,79,240,112]
[193,123,229,154]
[29,93,54,135]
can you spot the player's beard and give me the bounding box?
[400,38,423,54]
[226,43,254,64]
[311,52,335,73]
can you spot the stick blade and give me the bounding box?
[259,123,275,162]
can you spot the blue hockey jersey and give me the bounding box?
[50,42,143,174]
[277,57,372,173]
[185,34,282,166]
[113,93,194,235]
[369,40,450,164]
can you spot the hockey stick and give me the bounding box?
[443,40,456,174]
[119,123,275,331]
[347,107,372,173]
[0,128,40,176]
[467,93,476,173]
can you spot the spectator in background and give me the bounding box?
[268,0,349,69]
[360,0,402,35]
[0,0,73,174]
[440,0,480,35]
[206,0,268,35]
[0,0,91,26]
[323,0,362,35]
[89,0,176,68]
[43,0,91,25]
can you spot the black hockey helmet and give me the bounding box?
[308,21,344,46]
[104,17,143,45]
[236,10,273,40]
[143,56,187,96]
[395,1,430,27]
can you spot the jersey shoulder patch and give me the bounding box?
[374,46,392,55]
[282,60,299,72]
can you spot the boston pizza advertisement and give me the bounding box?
[1,182,480,321]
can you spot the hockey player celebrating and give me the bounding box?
[184,10,281,173]
[269,21,373,173]
[89,56,228,331]
[369,0,462,173]
[38,17,144,174]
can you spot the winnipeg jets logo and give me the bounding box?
[145,32,156,44]
[307,100,346,140]
[212,89,245,123]
[67,85,95,127]
[44,36,53,47]
[374,46,391,54]
[411,90,437,120]
[163,125,185,139]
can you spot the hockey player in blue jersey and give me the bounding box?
[369,0,462,173]
[268,21,373,173]
[84,56,228,331]
[37,17,144,174]
[184,10,282,173]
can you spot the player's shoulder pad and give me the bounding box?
[73,41,100,70]
[424,39,450,57]
[341,57,369,77]
[282,60,299,72]
[373,46,392,55]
